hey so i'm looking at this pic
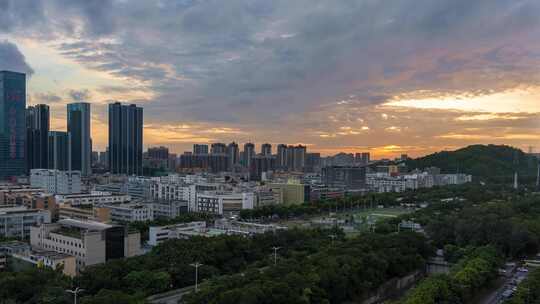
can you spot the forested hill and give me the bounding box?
[405,145,538,182]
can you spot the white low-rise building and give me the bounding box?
[0,206,51,238]
[30,169,81,194]
[30,219,141,272]
[107,203,154,222]
[55,192,131,206]
[148,221,208,246]
[196,191,254,216]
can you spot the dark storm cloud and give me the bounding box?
[0,41,34,76]
[2,0,540,129]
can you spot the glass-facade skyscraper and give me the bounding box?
[48,131,71,171]
[67,102,91,176]
[26,104,50,171]
[0,71,26,180]
[108,102,143,175]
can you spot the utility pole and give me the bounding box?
[190,262,203,292]
[65,287,84,304]
[272,246,281,266]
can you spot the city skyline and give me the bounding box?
[1,1,539,157]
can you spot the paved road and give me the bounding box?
[147,286,195,304]
[481,268,529,304]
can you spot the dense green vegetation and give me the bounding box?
[506,267,540,303]
[405,144,538,183]
[0,267,71,303]
[400,246,502,304]
[399,194,540,258]
[1,183,539,303]
[183,232,432,304]
[240,183,519,221]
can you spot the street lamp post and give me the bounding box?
[272,246,281,266]
[65,287,84,304]
[190,262,203,292]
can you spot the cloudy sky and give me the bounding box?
[1,0,540,157]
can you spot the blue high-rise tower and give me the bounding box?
[0,71,26,180]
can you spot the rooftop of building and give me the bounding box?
[57,218,114,231]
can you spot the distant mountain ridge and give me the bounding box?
[405,144,538,181]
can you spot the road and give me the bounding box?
[480,267,529,304]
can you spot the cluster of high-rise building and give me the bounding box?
[174,142,318,180]
[0,71,144,181]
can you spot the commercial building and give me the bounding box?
[30,219,141,272]
[151,200,188,219]
[214,219,287,236]
[108,102,143,175]
[30,169,81,194]
[0,206,51,238]
[107,203,153,223]
[193,144,209,155]
[243,143,255,169]
[48,131,71,171]
[179,153,229,173]
[210,143,227,155]
[0,186,45,205]
[250,155,276,181]
[9,247,77,277]
[55,192,131,206]
[366,171,473,193]
[355,152,370,165]
[196,191,254,216]
[227,142,240,170]
[305,153,321,173]
[268,182,310,205]
[322,166,367,189]
[59,204,111,222]
[67,102,91,176]
[261,143,272,156]
[276,144,288,169]
[148,221,208,246]
[0,71,27,180]
[19,193,58,220]
[94,178,150,200]
[26,104,49,171]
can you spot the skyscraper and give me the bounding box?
[227,142,239,170]
[26,104,50,171]
[193,144,209,155]
[261,143,272,156]
[285,145,306,172]
[277,144,288,169]
[243,142,255,169]
[108,102,143,175]
[210,143,227,155]
[0,71,26,180]
[48,131,71,171]
[67,102,91,176]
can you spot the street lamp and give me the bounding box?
[272,246,281,266]
[190,262,203,292]
[65,287,84,304]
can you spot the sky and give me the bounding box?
[1,0,539,158]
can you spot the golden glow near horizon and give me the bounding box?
[386,87,540,114]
